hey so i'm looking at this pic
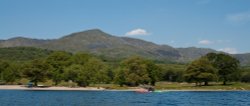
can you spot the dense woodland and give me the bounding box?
[0,47,249,87]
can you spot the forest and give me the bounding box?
[0,47,250,87]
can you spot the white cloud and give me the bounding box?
[227,12,250,22]
[219,48,238,54]
[125,28,149,36]
[198,39,231,45]
[198,40,213,45]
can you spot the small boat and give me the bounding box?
[135,88,149,93]
[135,85,155,93]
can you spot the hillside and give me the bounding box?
[0,29,249,65]
[39,29,181,61]
[177,47,218,62]
[0,47,53,61]
[0,37,50,47]
[233,53,250,66]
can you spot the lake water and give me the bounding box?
[0,90,249,106]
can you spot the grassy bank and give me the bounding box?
[155,82,250,90]
[12,79,250,91]
[90,82,250,90]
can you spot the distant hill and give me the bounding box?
[0,37,50,47]
[233,53,250,66]
[0,29,249,65]
[177,47,218,62]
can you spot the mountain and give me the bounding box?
[0,29,249,65]
[177,47,218,62]
[38,29,181,61]
[233,53,250,66]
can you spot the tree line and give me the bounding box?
[185,53,243,86]
[0,51,160,87]
[0,51,249,87]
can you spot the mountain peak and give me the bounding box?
[76,29,108,35]
[62,29,111,39]
[85,29,104,33]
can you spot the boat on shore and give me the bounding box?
[135,85,155,93]
[135,88,150,93]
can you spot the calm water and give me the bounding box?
[0,90,249,106]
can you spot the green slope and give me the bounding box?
[0,47,53,61]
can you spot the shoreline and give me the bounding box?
[0,85,249,91]
[0,85,105,91]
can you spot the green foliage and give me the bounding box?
[0,47,53,62]
[241,72,250,82]
[205,53,240,85]
[114,68,126,86]
[46,51,72,69]
[241,68,250,82]
[0,60,21,84]
[64,64,90,87]
[23,59,51,86]
[184,57,217,86]
[0,60,9,84]
[0,45,245,88]
[64,64,80,82]
[114,56,160,86]
[85,58,110,84]
[184,53,241,86]
[70,52,92,65]
[158,64,186,82]
[2,64,20,84]
[46,51,72,85]
[64,53,110,87]
[145,61,161,85]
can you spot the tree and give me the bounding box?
[205,53,239,85]
[64,57,109,87]
[0,60,21,84]
[184,57,217,86]
[23,59,51,86]
[241,72,250,82]
[64,64,90,87]
[82,58,110,84]
[158,64,186,82]
[114,68,126,86]
[64,65,80,82]
[0,60,10,82]
[46,51,72,85]
[2,63,20,84]
[241,68,250,83]
[114,56,159,86]
[145,60,160,86]
[120,56,149,86]
[70,52,92,65]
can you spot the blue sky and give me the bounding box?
[0,0,250,54]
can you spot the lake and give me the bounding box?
[0,90,249,106]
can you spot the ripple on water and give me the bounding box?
[0,90,249,106]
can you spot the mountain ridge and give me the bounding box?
[0,29,249,65]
